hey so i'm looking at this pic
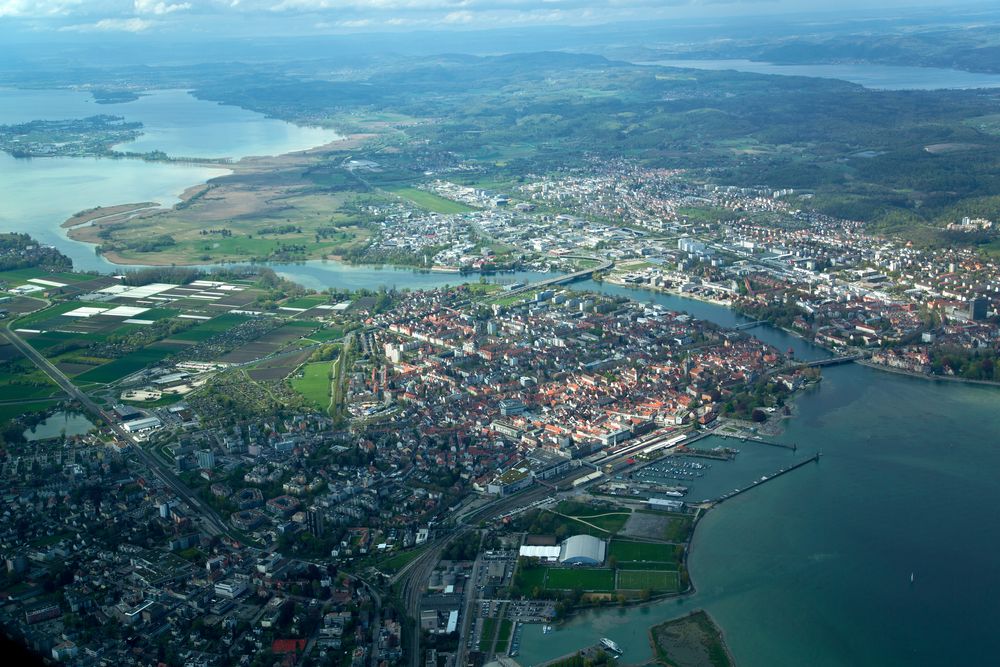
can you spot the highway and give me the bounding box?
[2,324,232,538]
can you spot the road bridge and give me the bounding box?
[510,257,613,293]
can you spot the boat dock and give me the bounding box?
[714,431,797,450]
[677,445,738,461]
[711,453,821,506]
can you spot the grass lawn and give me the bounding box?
[0,400,58,424]
[489,289,542,307]
[123,394,185,408]
[307,327,347,342]
[0,382,60,401]
[609,539,679,565]
[378,547,426,573]
[497,618,514,646]
[0,360,61,400]
[391,187,477,214]
[577,512,631,533]
[513,562,547,596]
[544,568,615,592]
[663,515,694,542]
[479,618,498,652]
[290,361,332,410]
[617,570,679,593]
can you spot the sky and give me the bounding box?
[0,0,980,36]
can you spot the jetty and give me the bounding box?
[709,453,820,506]
[536,644,609,667]
[714,431,797,450]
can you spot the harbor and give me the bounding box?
[709,453,821,506]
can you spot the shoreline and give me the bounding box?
[63,131,376,267]
[61,202,159,229]
[602,275,734,309]
[856,358,1000,387]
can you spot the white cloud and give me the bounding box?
[0,0,88,18]
[134,0,191,15]
[61,16,154,31]
[442,10,473,23]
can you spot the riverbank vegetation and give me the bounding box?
[650,610,735,667]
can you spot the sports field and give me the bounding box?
[617,569,679,592]
[544,568,615,592]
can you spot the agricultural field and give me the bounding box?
[281,295,330,310]
[171,313,251,342]
[247,348,313,382]
[0,268,94,285]
[73,346,175,384]
[218,322,315,364]
[11,302,83,329]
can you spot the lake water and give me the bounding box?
[23,411,94,441]
[0,88,337,160]
[8,84,1000,665]
[517,281,1000,667]
[0,87,548,290]
[0,86,341,273]
[645,59,1000,90]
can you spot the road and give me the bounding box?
[2,324,232,538]
[394,483,560,667]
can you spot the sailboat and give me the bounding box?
[910,572,915,584]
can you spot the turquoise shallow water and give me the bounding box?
[518,283,1000,667]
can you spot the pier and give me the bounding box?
[536,644,608,667]
[711,453,821,506]
[714,431,797,450]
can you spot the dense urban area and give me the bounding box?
[4,10,1000,667]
